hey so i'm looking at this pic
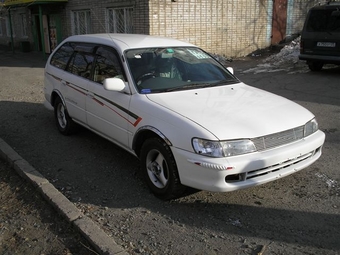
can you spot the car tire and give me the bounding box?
[54,97,78,135]
[308,61,323,72]
[140,137,186,200]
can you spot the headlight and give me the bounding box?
[304,118,318,137]
[192,138,256,158]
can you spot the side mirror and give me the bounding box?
[227,67,234,75]
[103,78,127,93]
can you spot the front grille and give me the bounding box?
[246,150,314,179]
[252,126,304,151]
[225,147,320,183]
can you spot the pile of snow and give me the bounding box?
[265,37,301,66]
[242,37,309,74]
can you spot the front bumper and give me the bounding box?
[172,130,325,192]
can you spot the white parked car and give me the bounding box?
[44,34,325,199]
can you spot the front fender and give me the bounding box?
[132,125,172,157]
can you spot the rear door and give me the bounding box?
[62,44,96,125]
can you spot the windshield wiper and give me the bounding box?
[165,83,211,92]
[166,80,238,92]
[199,79,238,88]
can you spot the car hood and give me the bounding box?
[146,83,314,140]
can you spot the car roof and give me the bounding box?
[63,34,196,52]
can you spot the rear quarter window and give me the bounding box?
[50,42,75,70]
[67,52,94,79]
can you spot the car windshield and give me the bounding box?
[125,47,238,94]
[307,9,340,33]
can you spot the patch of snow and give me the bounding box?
[315,172,340,195]
[242,37,310,74]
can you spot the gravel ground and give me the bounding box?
[0,157,97,255]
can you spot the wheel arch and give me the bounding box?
[50,90,66,108]
[133,126,172,158]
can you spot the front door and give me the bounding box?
[32,14,62,53]
[86,46,131,148]
[49,14,62,52]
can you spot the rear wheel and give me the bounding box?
[140,137,186,200]
[308,61,323,72]
[54,97,78,135]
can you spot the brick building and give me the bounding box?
[0,0,319,57]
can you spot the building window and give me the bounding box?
[71,10,91,35]
[106,7,133,33]
[20,13,28,37]
[5,16,15,37]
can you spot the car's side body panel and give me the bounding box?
[86,81,132,148]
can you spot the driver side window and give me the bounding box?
[94,46,124,84]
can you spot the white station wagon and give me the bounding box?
[44,34,325,199]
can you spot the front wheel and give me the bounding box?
[140,137,186,200]
[54,97,78,135]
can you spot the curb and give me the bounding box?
[0,138,129,255]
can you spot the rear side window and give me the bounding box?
[50,43,75,70]
[67,52,94,79]
[307,9,340,33]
